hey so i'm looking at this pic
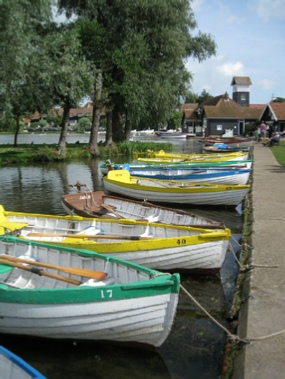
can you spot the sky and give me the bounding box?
[187,0,285,104]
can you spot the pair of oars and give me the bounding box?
[0,255,107,286]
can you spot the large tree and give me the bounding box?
[0,0,53,145]
[58,0,216,148]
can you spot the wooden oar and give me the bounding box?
[0,255,107,280]
[0,258,81,285]
[27,232,152,240]
[100,203,125,219]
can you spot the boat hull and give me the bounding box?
[0,236,180,348]
[61,190,226,228]
[0,345,46,379]
[103,170,250,206]
[2,207,231,273]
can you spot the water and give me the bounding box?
[0,134,243,378]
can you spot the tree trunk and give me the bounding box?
[112,101,126,142]
[58,102,70,156]
[89,69,102,157]
[124,114,132,141]
[13,115,20,147]
[105,110,113,146]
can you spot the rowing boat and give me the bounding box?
[61,188,226,228]
[103,169,250,207]
[138,149,249,161]
[121,164,250,185]
[100,159,253,175]
[0,345,46,379]
[0,235,180,348]
[1,205,231,274]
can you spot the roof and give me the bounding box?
[231,76,252,86]
[202,93,264,120]
[268,101,285,121]
[180,103,199,119]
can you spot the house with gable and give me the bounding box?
[181,76,267,136]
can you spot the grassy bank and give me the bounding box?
[0,141,172,165]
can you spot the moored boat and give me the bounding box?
[0,235,180,348]
[103,169,250,207]
[121,164,250,185]
[203,136,253,148]
[61,188,226,228]
[202,144,250,153]
[1,205,231,274]
[135,150,249,164]
[141,149,249,160]
[0,345,46,379]
[100,159,253,175]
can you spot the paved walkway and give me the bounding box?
[233,143,285,378]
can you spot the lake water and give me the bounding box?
[0,134,244,378]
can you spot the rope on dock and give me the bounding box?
[181,284,285,345]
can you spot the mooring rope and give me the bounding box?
[181,284,285,345]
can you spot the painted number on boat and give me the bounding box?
[100,289,113,298]
[79,195,91,200]
[176,238,187,245]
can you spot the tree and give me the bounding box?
[0,0,53,145]
[58,0,217,147]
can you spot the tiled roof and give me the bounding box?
[203,93,264,120]
[269,101,285,121]
[230,76,252,86]
[180,103,199,119]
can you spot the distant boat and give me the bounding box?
[103,169,250,207]
[0,235,180,348]
[203,137,254,148]
[0,345,46,379]
[155,131,189,139]
[203,145,250,153]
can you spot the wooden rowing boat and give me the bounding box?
[1,205,231,274]
[103,169,250,207]
[61,188,226,228]
[0,235,180,348]
[0,345,46,379]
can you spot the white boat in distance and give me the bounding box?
[103,170,250,207]
[0,235,180,348]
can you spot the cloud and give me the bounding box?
[248,0,285,21]
[217,61,245,76]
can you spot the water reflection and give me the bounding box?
[0,137,244,378]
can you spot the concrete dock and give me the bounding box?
[233,143,285,378]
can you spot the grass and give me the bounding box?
[0,141,173,165]
[270,139,285,165]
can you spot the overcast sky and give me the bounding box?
[187,0,285,104]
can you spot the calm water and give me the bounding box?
[0,134,243,378]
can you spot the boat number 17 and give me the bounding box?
[100,289,113,298]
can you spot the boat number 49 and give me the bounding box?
[100,289,113,298]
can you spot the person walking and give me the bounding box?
[259,120,267,138]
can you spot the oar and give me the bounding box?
[0,255,107,280]
[27,232,152,240]
[100,203,125,219]
[0,258,81,285]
